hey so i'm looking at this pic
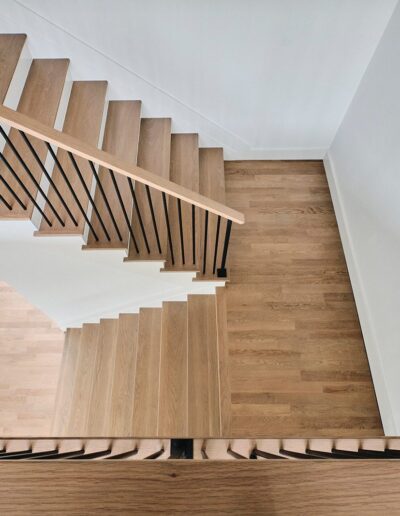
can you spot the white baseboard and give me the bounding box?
[324,152,396,435]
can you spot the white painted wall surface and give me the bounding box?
[0,0,397,158]
[325,2,400,434]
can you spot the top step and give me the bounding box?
[0,34,26,103]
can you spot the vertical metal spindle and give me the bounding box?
[68,153,109,241]
[146,185,162,254]
[217,219,232,278]
[128,178,150,253]
[162,192,174,265]
[0,193,12,210]
[202,210,209,274]
[109,169,139,253]
[0,175,27,210]
[177,198,185,265]
[212,215,221,275]
[192,204,196,265]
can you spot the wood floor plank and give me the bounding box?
[85,100,141,249]
[188,294,220,437]
[0,33,26,103]
[216,286,232,435]
[164,133,199,271]
[0,59,70,219]
[37,81,107,235]
[127,118,171,261]
[51,328,81,436]
[133,308,162,436]
[66,323,100,436]
[108,313,139,436]
[86,319,119,436]
[158,301,188,436]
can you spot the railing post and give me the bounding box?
[217,219,232,278]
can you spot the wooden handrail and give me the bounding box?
[0,105,245,224]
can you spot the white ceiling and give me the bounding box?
[2,0,399,157]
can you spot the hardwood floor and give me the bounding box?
[0,282,64,436]
[224,160,383,436]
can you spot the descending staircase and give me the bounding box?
[52,289,230,438]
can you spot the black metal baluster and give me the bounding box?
[0,151,52,226]
[251,448,287,460]
[217,219,232,278]
[146,185,162,254]
[109,169,139,253]
[68,153,110,241]
[144,447,165,460]
[105,448,138,460]
[227,445,247,459]
[177,198,185,265]
[202,210,209,274]
[192,204,196,265]
[69,448,112,460]
[0,192,12,210]
[0,175,27,210]
[128,178,150,253]
[35,449,85,460]
[279,448,322,460]
[162,192,174,265]
[19,131,78,227]
[212,215,221,275]
[88,161,122,241]
[0,126,64,226]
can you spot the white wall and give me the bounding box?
[0,0,397,158]
[325,2,400,434]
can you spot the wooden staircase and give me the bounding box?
[52,288,230,437]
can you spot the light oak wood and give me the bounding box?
[0,104,244,223]
[127,118,171,260]
[86,319,119,436]
[158,301,188,435]
[0,33,26,103]
[66,323,100,436]
[187,295,220,436]
[37,81,107,235]
[85,100,141,249]
[133,308,162,436]
[164,133,200,270]
[1,461,400,515]
[224,160,383,437]
[108,314,139,436]
[215,286,231,435]
[52,328,81,435]
[0,59,69,219]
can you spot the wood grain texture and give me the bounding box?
[85,100,141,249]
[52,328,81,435]
[164,133,200,271]
[224,160,383,437]
[0,282,64,436]
[133,308,162,436]
[187,295,220,436]
[0,105,244,223]
[0,59,70,218]
[127,118,171,260]
[108,314,139,436]
[37,81,107,235]
[0,33,26,103]
[158,301,188,435]
[1,461,399,515]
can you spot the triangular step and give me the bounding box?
[0,34,26,103]
[0,58,69,219]
[84,100,141,250]
[36,80,107,236]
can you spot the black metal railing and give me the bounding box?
[0,124,235,277]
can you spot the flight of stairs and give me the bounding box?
[52,288,230,438]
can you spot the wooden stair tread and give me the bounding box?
[197,147,229,279]
[0,59,69,219]
[85,100,141,250]
[66,323,100,436]
[188,294,220,436]
[133,308,162,436]
[37,81,107,235]
[126,118,171,261]
[108,313,139,436]
[86,319,119,436]
[51,327,81,436]
[158,301,188,435]
[0,33,26,103]
[164,133,200,271]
